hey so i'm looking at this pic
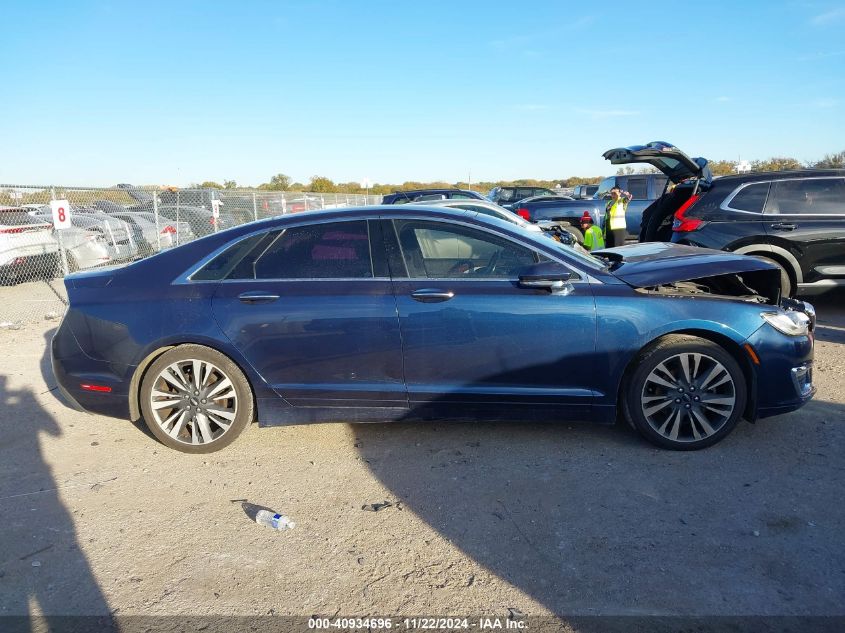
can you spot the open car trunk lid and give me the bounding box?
[602,141,711,184]
[595,242,782,303]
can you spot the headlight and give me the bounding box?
[761,311,810,336]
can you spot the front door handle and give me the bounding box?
[238,291,280,303]
[411,288,454,303]
[770,222,797,231]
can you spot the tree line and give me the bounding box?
[193,150,845,193]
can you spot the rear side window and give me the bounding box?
[627,178,648,200]
[728,182,770,213]
[231,220,373,280]
[768,178,845,215]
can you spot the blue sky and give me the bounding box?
[1,0,844,187]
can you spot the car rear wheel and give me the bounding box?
[139,345,254,453]
[623,335,747,450]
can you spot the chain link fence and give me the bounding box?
[0,185,382,326]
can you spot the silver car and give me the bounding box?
[28,206,139,269]
[109,211,195,253]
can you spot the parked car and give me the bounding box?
[487,186,557,207]
[53,205,815,454]
[602,142,710,243]
[408,199,543,232]
[106,211,194,252]
[382,189,485,205]
[668,170,845,296]
[572,184,599,200]
[512,172,670,241]
[408,198,580,247]
[0,206,59,283]
[115,184,234,236]
[92,201,197,248]
[607,142,845,297]
[28,206,139,268]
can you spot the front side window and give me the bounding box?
[596,176,616,199]
[728,182,770,213]
[768,178,845,215]
[393,220,538,279]
[228,220,373,280]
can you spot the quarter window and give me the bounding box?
[768,178,845,215]
[729,182,770,213]
[394,220,538,279]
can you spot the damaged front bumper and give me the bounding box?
[748,298,816,419]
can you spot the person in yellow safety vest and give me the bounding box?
[579,212,605,251]
[604,185,633,248]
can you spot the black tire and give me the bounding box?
[139,345,254,453]
[623,335,747,451]
[754,256,793,298]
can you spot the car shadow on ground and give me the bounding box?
[353,392,845,618]
[0,374,115,629]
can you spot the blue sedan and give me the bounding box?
[52,206,816,452]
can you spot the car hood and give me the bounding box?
[594,242,779,287]
[602,141,711,184]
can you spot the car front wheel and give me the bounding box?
[139,345,254,453]
[623,335,747,450]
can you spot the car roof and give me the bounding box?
[713,168,845,184]
[389,188,475,195]
[408,199,505,208]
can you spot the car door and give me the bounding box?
[386,217,597,417]
[763,177,845,287]
[211,219,407,407]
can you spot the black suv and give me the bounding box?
[381,189,484,205]
[669,170,845,296]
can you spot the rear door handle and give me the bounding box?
[238,291,280,303]
[770,222,797,231]
[411,288,454,303]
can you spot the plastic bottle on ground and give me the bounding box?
[255,509,296,530]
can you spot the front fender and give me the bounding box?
[594,290,765,407]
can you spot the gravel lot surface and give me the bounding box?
[0,290,843,627]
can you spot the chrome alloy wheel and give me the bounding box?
[148,359,238,446]
[640,352,736,443]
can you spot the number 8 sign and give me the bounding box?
[50,199,72,230]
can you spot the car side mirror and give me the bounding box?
[518,262,574,295]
